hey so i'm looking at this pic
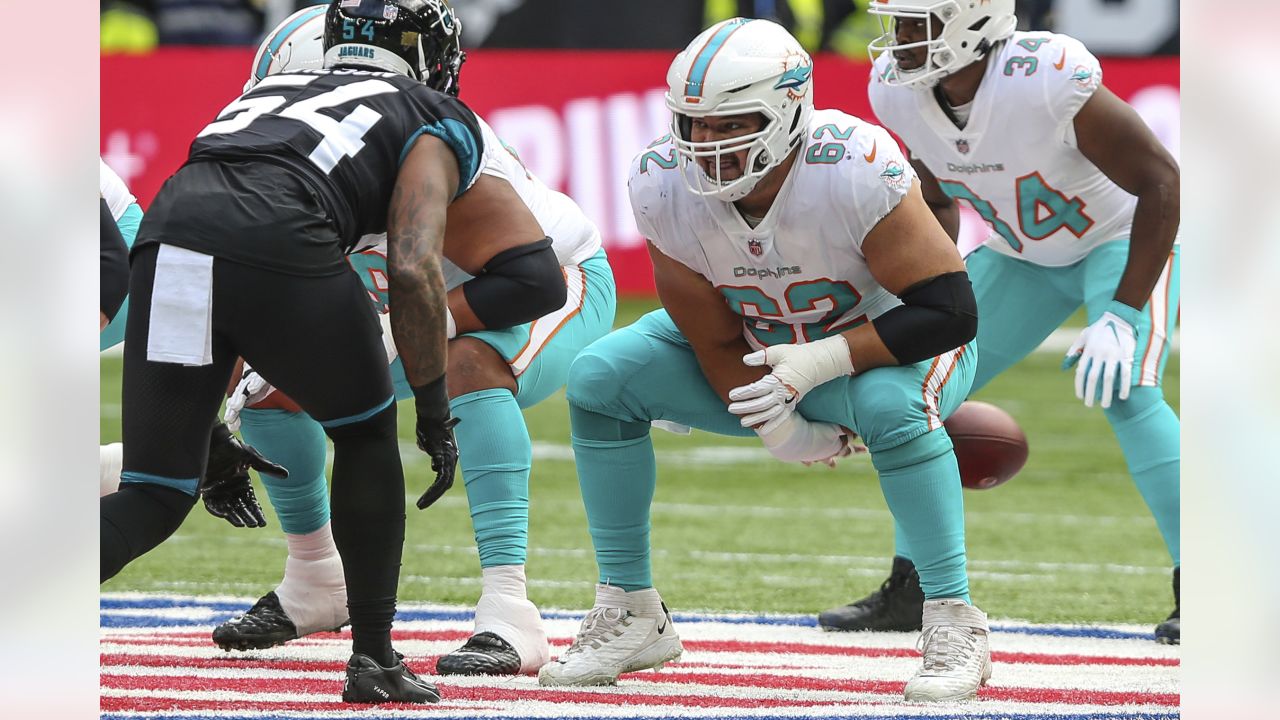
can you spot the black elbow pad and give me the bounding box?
[462,237,567,330]
[872,271,977,365]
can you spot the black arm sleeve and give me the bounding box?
[101,198,130,322]
[461,237,567,330]
[871,271,978,365]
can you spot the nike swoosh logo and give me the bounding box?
[657,619,668,634]
[1054,49,1066,70]
[1104,321,1122,344]
[863,140,877,163]
[784,395,797,406]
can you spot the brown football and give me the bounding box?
[944,401,1029,490]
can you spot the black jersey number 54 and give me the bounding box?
[197,74,397,175]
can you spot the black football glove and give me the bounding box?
[200,422,288,528]
[412,376,460,510]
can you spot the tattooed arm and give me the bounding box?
[388,133,464,510]
[387,134,460,387]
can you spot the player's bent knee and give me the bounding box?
[446,337,516,397]
[565,348,629,411]
[320,401,397,442]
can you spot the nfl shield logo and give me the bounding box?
[748,239,763,257]
[955,138,970,155]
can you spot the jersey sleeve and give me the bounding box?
[627,139,675,249]
[99,158,136,221]
[1043,34,1103,141]
[845,123,916,249]
[403,90,486,198]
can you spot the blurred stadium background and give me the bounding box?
[100,0,1181,626]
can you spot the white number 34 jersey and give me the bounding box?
[870,32,1137,267]
[628,109,913,350]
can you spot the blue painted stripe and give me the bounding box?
[119,471,199,496]
[99,597,1156,641]
[684,18,750,98]
[102,707,1177,712]
[101,714,1179,720]
[254,5,328,84]
[316,394,394,428]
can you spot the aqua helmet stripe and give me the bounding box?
[255,5,328,84]
[683,18,752,98]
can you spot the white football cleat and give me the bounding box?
[538,598,682,686]
[903,598,992,702]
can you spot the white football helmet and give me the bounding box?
[665,18,815,202]
[244,4,328,93]
[868,0,1016,90]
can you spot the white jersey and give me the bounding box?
[629,109,912,350]
[100,158,136,221]
[361,115,603,291]
[869,31,1135,267]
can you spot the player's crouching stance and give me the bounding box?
[824,0,1181,644]
[539,19,989,702]
[99,0,530,704]
[210,1,615,678]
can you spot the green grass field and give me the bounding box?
[101,298,1179,626]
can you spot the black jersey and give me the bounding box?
[137,69,484,275]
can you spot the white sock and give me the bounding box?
[481,564,528,600]
[100,443,123,496]
[284,521,341,563]
[625,587,665,617]
[593,583,628,610]
[275,522,347,635]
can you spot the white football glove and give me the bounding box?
[1062,302,1140,409]
[224,362,276,432]
[728,335,855,434]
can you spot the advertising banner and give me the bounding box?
[103,50,1179,294]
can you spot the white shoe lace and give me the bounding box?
[562,607,632,658]
[917,624,978,674]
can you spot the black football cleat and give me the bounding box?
[342,652,441,704]
[436,631,522,676]
[213,592,300,651]
[1154,567,1180,645]
[819,556,924,632]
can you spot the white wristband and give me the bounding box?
[446,307,457,340]
[805,334,856,384]
[756,413,845,464]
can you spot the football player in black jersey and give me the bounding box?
[101,0,556,704]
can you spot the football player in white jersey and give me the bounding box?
[820,0,1181,644]
[208,4,617,678]
[540,19,989,702]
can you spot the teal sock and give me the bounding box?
[452,389,532,568]
[239,408,330,535]
[1104,386,1180,565]
[569,404,655,592]
[873,433,969,601]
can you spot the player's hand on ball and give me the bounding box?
[411,376,460,510]
[1062,302,1139,409]
[224,361,277,432]
[200,423,286,528]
